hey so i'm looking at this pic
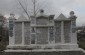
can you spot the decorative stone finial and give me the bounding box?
[69,11,77,20]
[70,11,74,17]
[9,13,16,20]
[10,13,15,17]
[40,9,44,14]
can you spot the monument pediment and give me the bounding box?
[16,15,29,22]
[55,13,70,21]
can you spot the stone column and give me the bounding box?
[9,26,15,45]
[70,21,77,44]
[9,22,15,45]
[22,22,25,45]
[61,21,64,43]
[69,11,77,44]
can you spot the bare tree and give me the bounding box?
[16,0,47,18]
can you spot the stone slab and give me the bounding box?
[7,44,78,50]
[1,49,85,55]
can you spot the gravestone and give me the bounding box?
[3,10,85,55]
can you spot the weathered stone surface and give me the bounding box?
[31,16,36,24]
[36,27,48,44]
[24,22,30,45]
[36,18,48,25]
[31,34,36,44]
[15,22,22,44]
[49,27,55,43]
[55,21,61,43]
[64,21,71,43]
[72,21,76,33]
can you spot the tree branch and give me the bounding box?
[18,0,30,18]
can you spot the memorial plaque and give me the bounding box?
[24,22,30,45]
[9,21,14,37]
[55,21,61,43]
[72,21,76,33]
[15,22,22,44]
[64,21,71,43]
[49,27,54,43]
[36,27,48,44]
[36,18,48,25]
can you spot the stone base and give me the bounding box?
[1,48,85,55]
[7,44,78,50]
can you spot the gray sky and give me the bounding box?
[0,0,85,26]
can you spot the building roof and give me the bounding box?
[16,15,29,22]
[55,13,70,21]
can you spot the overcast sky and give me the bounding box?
[0,0,85,26]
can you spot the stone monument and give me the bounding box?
[4,10,85,55]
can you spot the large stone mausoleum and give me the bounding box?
[7,10,78,50]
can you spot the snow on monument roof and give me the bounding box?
[16,15,29,22]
